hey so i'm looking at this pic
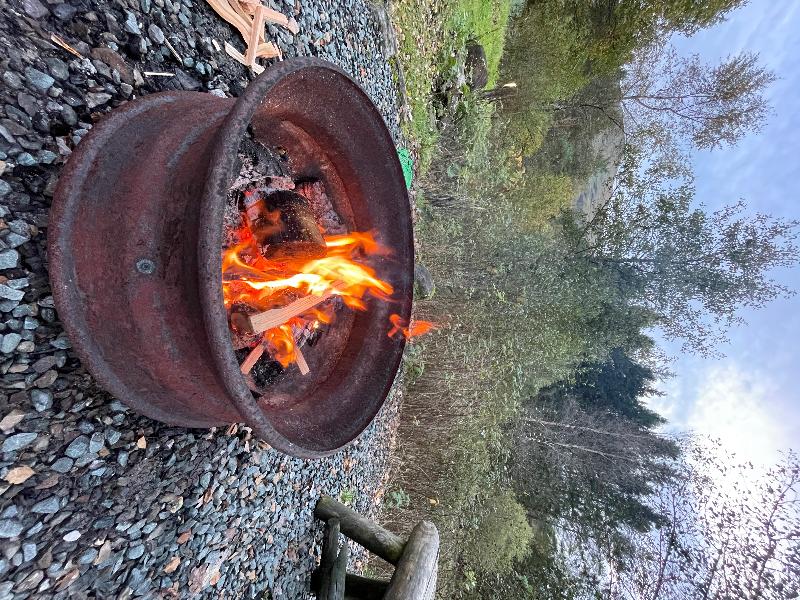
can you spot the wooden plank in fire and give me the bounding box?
[247,288,339,334]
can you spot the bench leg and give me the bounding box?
[318,518,341,600]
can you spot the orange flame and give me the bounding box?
[387,314,437,340]
[223,228,394,368]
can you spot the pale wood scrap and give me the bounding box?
[205,0,288,69]
[239,340,265,374]
[224,42,265,74]
[244,4,265,67]
[248,291,334,334]
[163,37,183,63]
[294,343,310,376]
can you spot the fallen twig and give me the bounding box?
[163,37,183,64]
[50,33,84,58]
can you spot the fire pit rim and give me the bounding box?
[198,58,411,458]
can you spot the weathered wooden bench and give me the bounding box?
[312,496,439,600]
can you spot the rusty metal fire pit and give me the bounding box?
[48,58,413,458]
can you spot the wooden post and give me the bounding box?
[383,521,439,600]
[315,496,406,564]
[325,541,348,600]
[318,518,341,600]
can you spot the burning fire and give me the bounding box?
[387,314,437,340]
[223,226,396,368]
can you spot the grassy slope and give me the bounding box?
[390,0,511,174]
[382,2,621,597]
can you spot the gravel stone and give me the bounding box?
[1,432,36,452]
[33,370,58,388]
[2,71,22,90]
[148,23,165,43]
[24,67,55,91]
[31,497,60,514]
[64,435,91,458]
[16,152,36,166]
[21,0,49,18]
[22,542,37,562]
[0,520,23,539]
[53,2,77,20]
[63,530,81,542]
[51,457,74,473]
[38,150,57,164]
[1,333,22,353]
[89,432,105,452]
[45,58,69,81]
[31,356,58,373]
[31,389,54,411]
[0,180,11,198]
[0,249,18,269]
[0,285,25,301]
[86,92,113,108]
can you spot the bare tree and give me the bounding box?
[614,442,800,600]
[565,39,776,152]
[621,42,775,149]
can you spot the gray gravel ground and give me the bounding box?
[0,0,404,596]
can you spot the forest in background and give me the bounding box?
[382,0,800,598]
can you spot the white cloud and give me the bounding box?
[686,364,787,467]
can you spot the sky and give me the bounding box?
[647,1,800,468]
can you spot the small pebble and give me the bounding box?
[63,530,81,542]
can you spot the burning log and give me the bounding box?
[243,190,326,259]
[248,291,335,334]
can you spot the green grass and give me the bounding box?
[447,0,512,88]
[390,0,512,174]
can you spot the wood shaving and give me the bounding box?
[206,0,298,70]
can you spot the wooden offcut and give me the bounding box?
[248,291,334,334]
[239,341,265,374]
[294,344,310,376]
[205,0,296,69]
